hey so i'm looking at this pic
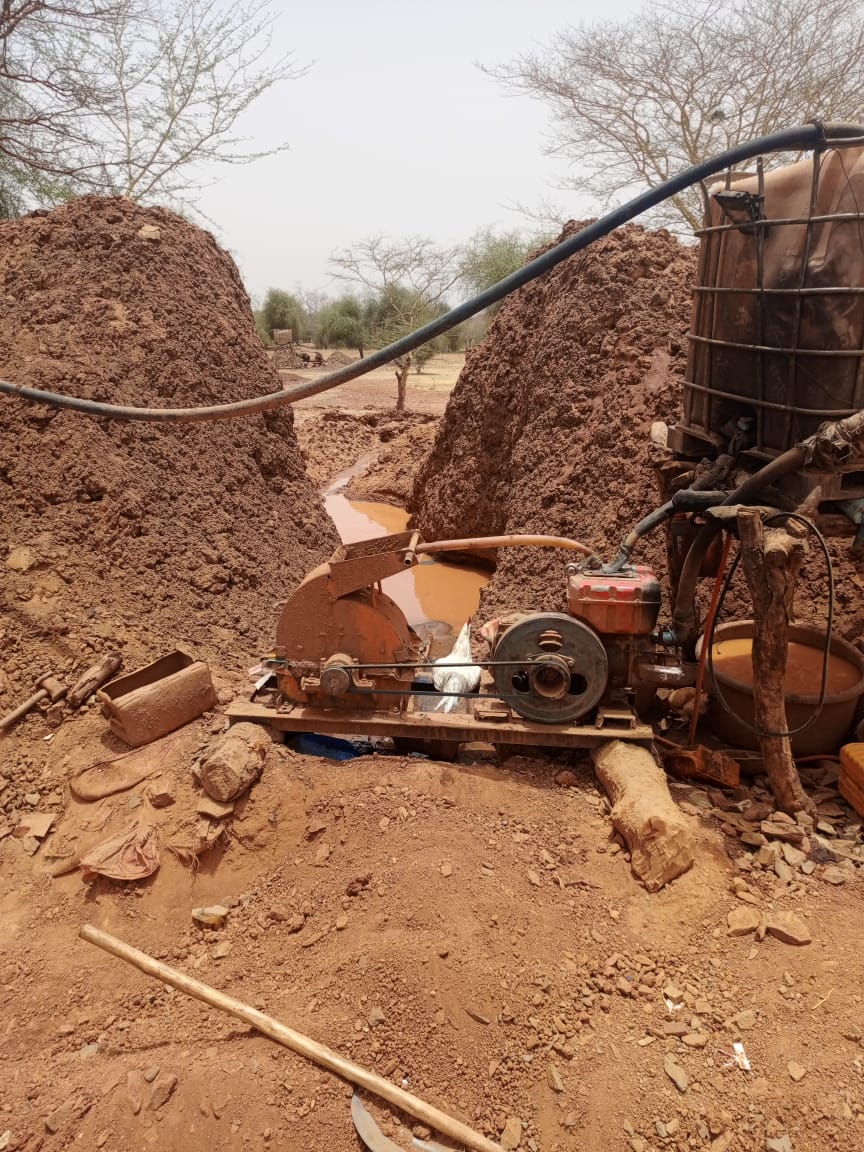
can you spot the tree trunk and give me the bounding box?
[737,508,814,815]
[592,741,695,892]
[395,359,410,411]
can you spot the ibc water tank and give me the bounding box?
[669,146,864,465]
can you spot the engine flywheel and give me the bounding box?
[492,612,608,723]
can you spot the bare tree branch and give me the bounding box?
[484,0,864,233]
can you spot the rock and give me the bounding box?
[149,788,175,809]
[367,1006,386,1027]
[822,865,849,886]
[212,941,232,959]
[732,1009,757,1030]
[773,856,793,883]
[23,793,40,807]
[683,1032,708,1048]
[378,817,390,832]
[19,835,40,855]
[662,983,684,1004]
[787,1061,806,1081]
[45,1098,83,1133]
[842,1023,863,1042]
[6,546,36,572]
[13,812,54,840]
[663,1053,688,1093]
[662,1022,689,1037]
[335,914,348,931]
[765,911,811,946]
[126,1070,146,1115]
[501,1116,523,1149]
[711,1135,733,1152]
[527,870,541,887]
[142,1066,160,1083]
[305,816,328,839]
[440,861,453,877]
[781,842,806,868]
[192,904,229,928]
[137,224,162,241]
[554,770,578,787]
[313,842,331,866]
[765,1137,793,1152]
[199,722,270,802]
[760,819,804,844]
[148,1072,177,1110]
[547,1064,564,1092]
[727,906,760,936]
[196,794,234,819]
[286,913,305,933]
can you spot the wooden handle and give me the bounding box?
[79,924,504,1152]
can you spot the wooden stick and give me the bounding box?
[737,509,813,815]
[79,924,504,1152]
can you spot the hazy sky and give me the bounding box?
[198,0,638,302]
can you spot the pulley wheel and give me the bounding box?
[492,612,608,723]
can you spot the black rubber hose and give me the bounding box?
[0,122,862,423]
[669,445,811,649]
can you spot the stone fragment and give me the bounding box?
[781,842,806,868]
[440,861,452,877]
[192,904,229,928]
[683,1032,708,1048]
[13,812,54,840]
[148,1073,177,1110]
[196,794,234,819]
[765,911,811,945]
[6,546,36,572]
[787,1061,806,1082]
[527,870,542,887]
[335,914,348,931]
[126,1070,146,1115]
[45,1098,83,1134]
[313,842,331,866]
[727,906,760,936]
[501,1116,523,1149]
[663,1053,688,1093]
[547,1064,564,1092]
[137,224,162,241]
[760,820,804,844]
[367,1006,386,1027]
[822,865,849,886]
[765,1137,793,1152]
[732,1009,756,1030]
[212,941,232,959]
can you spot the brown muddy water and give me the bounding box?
[323,463,489,632]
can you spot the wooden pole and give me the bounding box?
[737,509,814,815]
[79,924,504,1152]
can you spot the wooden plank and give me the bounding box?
[225,699,653,748]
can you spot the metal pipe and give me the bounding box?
[1,123,862,424]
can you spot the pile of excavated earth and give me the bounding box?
[2,205,864,1152]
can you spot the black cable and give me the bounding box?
[1,123,863,423]
[705,512,834,739]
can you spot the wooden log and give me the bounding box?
[68,652,123,709]
[592,740,695,892]
[79,924,504,1152]
[737,509,814,815]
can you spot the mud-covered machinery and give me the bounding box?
[230,530,686,745]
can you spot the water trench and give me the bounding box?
[322,458,490,635]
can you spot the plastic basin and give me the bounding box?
[700,620,864,756]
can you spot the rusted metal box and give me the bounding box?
[567,565,661,635]
[97,650,217,747]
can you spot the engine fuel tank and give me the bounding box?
[566,564,661,635]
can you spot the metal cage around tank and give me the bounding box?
[669,141,864,493]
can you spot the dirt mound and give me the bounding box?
[0,196,337,703]
[295,409,437,495]
[410,222,696,619]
